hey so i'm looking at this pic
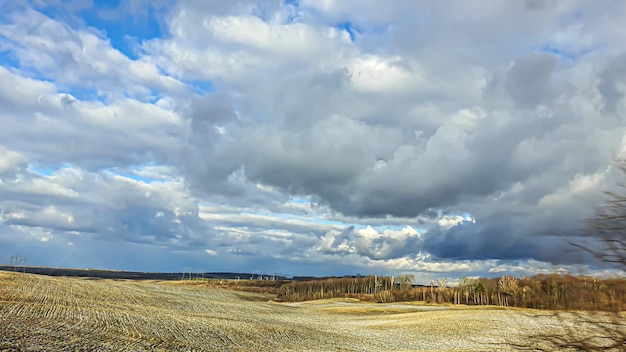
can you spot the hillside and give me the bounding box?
[0,272,623,351]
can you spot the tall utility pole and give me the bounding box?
[10,255,19,272]
[19,257,27,273]
[8,255,26,273]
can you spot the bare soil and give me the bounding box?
[0,272,622,351]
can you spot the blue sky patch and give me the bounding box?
[103,162,168,184]
[61,86,106,103]
[35,0,166,60]
[28,163,73,176]
[188,80,215,95]
[0,47,21,70]
[336,21,358,42]
[535,42,603,62]
[289,196,310,204]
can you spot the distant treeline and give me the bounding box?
[276,274,626,311]
[0,265,287,281]
[205,278,288,295]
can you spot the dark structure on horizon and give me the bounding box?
[0,265,288,281]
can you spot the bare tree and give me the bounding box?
[574,159,626,268]
[436,278,448,304]
[517,158,626,351]
[457,277,477,305]
[497,275,518,307]
[396,274,415,290]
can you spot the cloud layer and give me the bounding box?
[1,0,626,280]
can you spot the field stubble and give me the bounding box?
[0,272,623,351]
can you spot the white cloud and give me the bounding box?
[0,10,184,99]
[348,55,419,92]
[539,168,609,208]
[0,66,185,171]
[437,214,474,230]
[1,1,626,278]
[208,16,321,54]
[0,147,26,176]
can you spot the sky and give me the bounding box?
[1,0,626,283]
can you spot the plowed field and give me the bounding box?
[0,272,622,351]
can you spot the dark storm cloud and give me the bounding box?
[138,0,626,270]
[503,53,558,108]
[3,0,626,276]
[598,54,626,114]
[177,92,243,195]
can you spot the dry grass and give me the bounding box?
[0,271,623,351]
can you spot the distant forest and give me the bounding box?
[270,274,625,311]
